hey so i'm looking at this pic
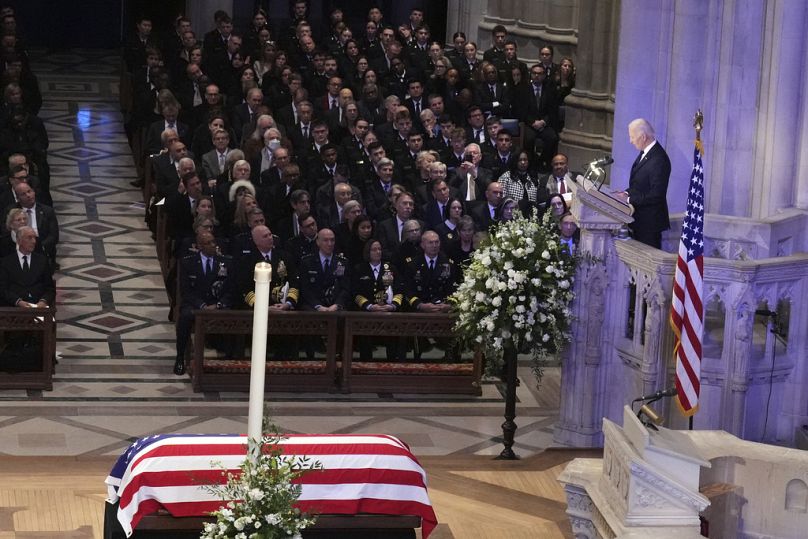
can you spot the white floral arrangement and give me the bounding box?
[451,211,577,378]
[202,426,322,539]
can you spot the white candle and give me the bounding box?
[247,262,272,442]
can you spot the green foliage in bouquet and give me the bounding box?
[202,421,322,539]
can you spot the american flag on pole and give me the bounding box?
[106,433,437,538]
[670,140,705,416]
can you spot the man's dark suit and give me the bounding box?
[144,120,190,156]
[375,216,403,261]
[468,201,500,231]
[0,250,55,371]
[152,154,180,199]
[421,199,449,230]
[627,142,671,248]
[363,180,393,222]
[474,82,511,117]
[449,167,493,203]
[0,251,55,307]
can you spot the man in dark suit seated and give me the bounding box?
[11,182,58,267]
[166,171,205,247]
[0,226,55,372]
[375,191,422,261]
[614,118,671,249]
[0,226,54,308]
[421,178,452,230]
[298,228,350,312]
[448,143,493,204]
[174,231,235,375]
[468,181,504,231]
[144,102,190,156]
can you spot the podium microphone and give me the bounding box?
[633,387,679,403]
[588,155,614,168]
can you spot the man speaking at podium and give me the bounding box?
[615,118,671,248]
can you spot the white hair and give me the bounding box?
[629,118,655,138]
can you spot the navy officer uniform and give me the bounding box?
[351,261,404,312]
[352,260,406,361]
[174,248,235,374]
[238,247,299,310]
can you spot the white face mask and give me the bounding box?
[266,139,281,151]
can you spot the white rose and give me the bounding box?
[513,272,526,284]
[482,255,491,266]
[525,333,533,342]
[498,281,508,291]
[248,488,264,501]
[542,333,550,342]
[486,320,495,331]
[515,305,526,314]
[504,261,513,270]
[491,296,502,307]
[475,291,486,302]
[542,250,551,260]
[234,518,245,531]
[559,280,570,289]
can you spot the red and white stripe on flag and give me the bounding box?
[670,140,705,416]
[105,434,438,538]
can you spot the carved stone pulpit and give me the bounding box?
[558,406,711,538]
[555,181,636,447]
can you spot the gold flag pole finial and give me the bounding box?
[693,109,704,141]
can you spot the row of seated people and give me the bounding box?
[156,114,580,238]
[0,7,57,307]
[170,172,581,376]
[173,223,460,375]
[124,3,576,196]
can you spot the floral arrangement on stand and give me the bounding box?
[451,211,577,378]
[202,424,322,539]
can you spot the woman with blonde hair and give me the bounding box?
[0,207,32,256]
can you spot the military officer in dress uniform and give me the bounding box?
[239,225,300,359]
[175,231,235,375]
[404,231,459,313]
[351,238,406,361]
[299,228,351,311]
[239,225,299,311]
[352,239,404,312]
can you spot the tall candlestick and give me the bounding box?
[247,262,272,441]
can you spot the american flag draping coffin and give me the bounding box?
[105,433,438,538]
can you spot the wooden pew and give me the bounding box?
[191,310,340,393]
[341,312,482,395]
[0,307,56,391]
[188,310,483,395]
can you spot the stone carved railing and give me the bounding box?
[556,231,808,447]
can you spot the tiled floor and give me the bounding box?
[0,49,563,462]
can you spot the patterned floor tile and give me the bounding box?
[0,417,123,456]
